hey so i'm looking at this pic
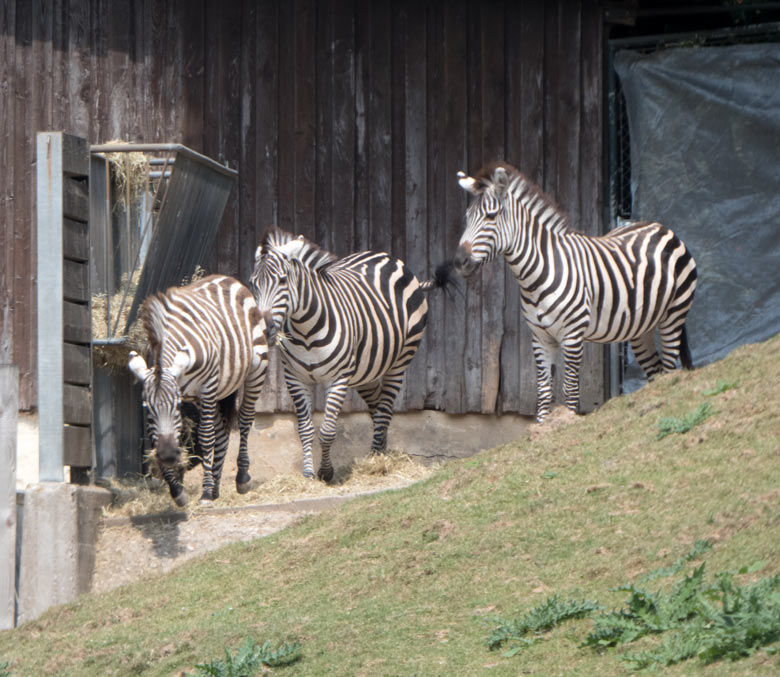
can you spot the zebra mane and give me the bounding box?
[138,293,169,371]
[475,161,570,234]
[260,226,338,270]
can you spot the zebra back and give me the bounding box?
[140,274,266,400]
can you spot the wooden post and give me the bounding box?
[0,365,18,630]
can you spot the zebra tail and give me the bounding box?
[680,325,694,370]
[420,260,461,298]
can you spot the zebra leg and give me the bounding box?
[629,332,663,379]
[235,359,267,494]
[197,395,219,503]
[657,319,691,371]
[560,335,585,414]
[531,334,557,423]
[209,413,231,501]
[317,378,350,482]
[359,372,404,454]
[285,371,316,479]
[161,465,189,507]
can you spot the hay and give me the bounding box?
[102,139,150,210]
[91,266,207,371]
[102,450,436,518]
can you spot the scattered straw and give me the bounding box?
[102,450,436,519]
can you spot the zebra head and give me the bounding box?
[453,164,513,278]
[128,350,189,468]
[250,243,298,347]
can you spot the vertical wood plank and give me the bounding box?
[463,2,483,412]
[402,2,429,412]
[0,2,15,369]
[0,365,18,630]
[330,0,356,257]
[353,1,370,253]
[254,2,289,414]
[578,0,607,413]
[424,0,448,410]
[14,0,34,408]
[369,1,392,254]
[239,0,258,283]
[442,0,468,412]
[501,0,546,415]
[315,0,334,255]
[478,2,506,413]
[294,0,317,242]
[206,0,242,277]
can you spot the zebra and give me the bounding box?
[453,161,697,423]
[249,227,452,481]
[128,274,268,505]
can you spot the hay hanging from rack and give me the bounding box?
[91,265,209,371]
[102,139,150,210]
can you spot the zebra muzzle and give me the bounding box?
[453,244,479,278]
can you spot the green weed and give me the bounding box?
[656,402,713,439]
[582,560,780,670]
[487,596,602,656]
[703,379,739,396]
[191,638,301,676]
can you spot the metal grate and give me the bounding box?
[89,144,237,344]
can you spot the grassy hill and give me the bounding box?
[2,334,779,676]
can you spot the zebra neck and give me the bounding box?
[505,214,566,290]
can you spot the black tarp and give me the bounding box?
[614,42,780,385]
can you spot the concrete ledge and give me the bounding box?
[244,410,532,480]
[15,484,111,626]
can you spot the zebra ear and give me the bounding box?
[493,167,509,199]
[128,351,151,382]
[167,351,191,381]
[254,245,263,263]
[457,171,480,196]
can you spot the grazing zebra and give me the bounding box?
[453,162,697,423]
[128,275,268,505]
[249,227,452,481]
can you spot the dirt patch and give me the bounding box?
[91,453,432,594]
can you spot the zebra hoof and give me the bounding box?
[317,466,334,483]
[302,470,315,480]
[236,470,251,494]
[199,490,215,504]
[173,490,189,507]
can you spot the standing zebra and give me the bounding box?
[250,227,451,481]
[128,275,268,505]
[453,162,697,423]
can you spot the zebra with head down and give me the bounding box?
[250,227,452,482]
[128,274,268,505]
[453,161,697,423]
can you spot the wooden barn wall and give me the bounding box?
[0,0,605,416]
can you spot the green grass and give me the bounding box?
[2,334,780,676]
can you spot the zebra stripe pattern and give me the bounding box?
[454,162,697,423]
[250,227,450,481]
[128,274,268,504]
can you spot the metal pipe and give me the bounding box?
[90,143,237,177]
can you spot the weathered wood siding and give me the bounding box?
[1,0,605,416]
